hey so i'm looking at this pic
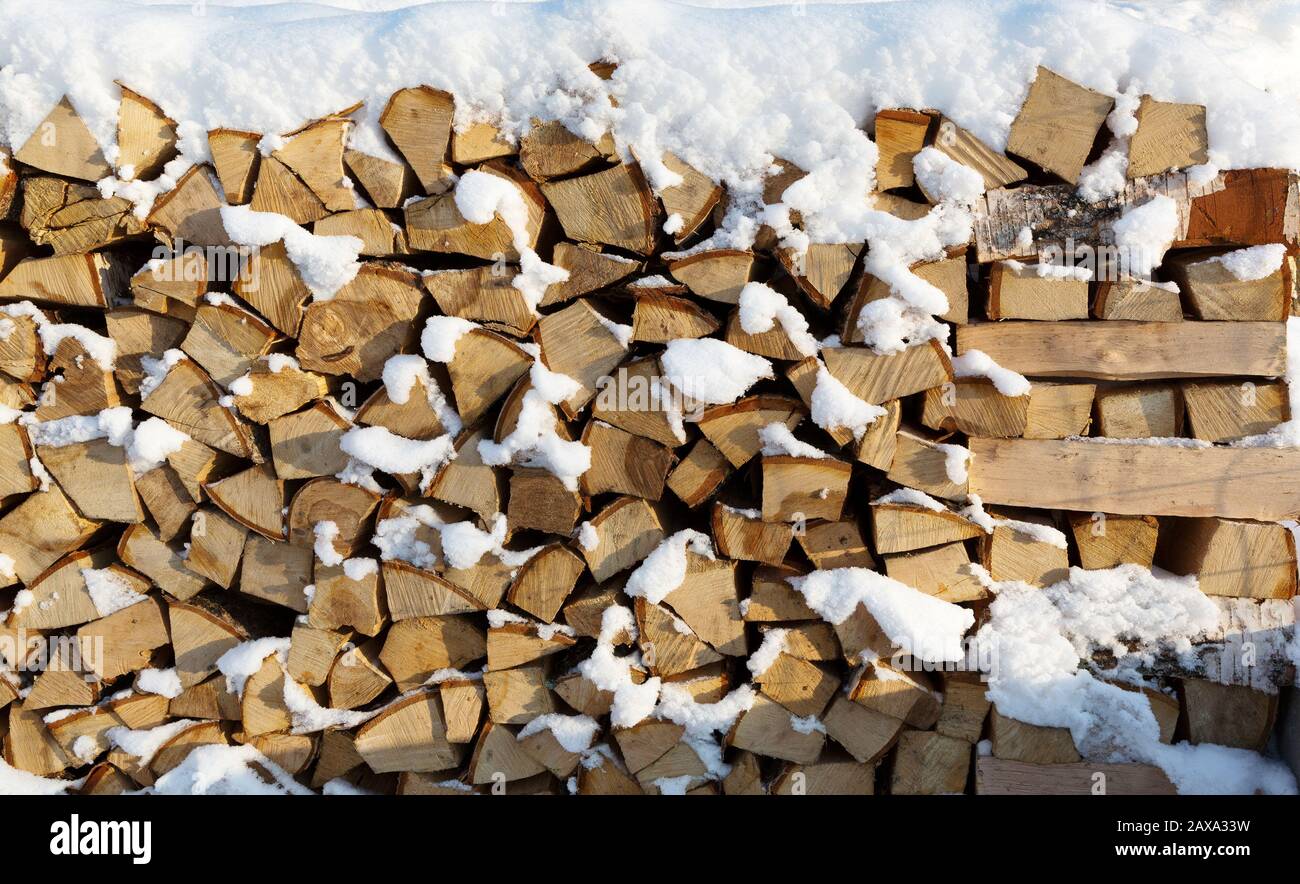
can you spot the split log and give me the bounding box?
[658,152,722,243]
[634,291,719,343]
[379,87,454,195]
[871,498,982,554]
[354,690,462,773]
[821,694,904,764]
[208,129,261,204]
[1094,384,1182,438]
[1127,96,1208,178]
[980,517,1069,587]
[987,261,1089,320]
[507,543,585,622]
[1093,278,1184,321]
[1165,249,1290,321]
[1068,512,1158,570]
[698,395,805,468]
[712,503,792,565]
[975,758,1174,795]
[874,109,932,191]
[1156,517,1297,599]
[935,675,991,743]
[761,455,851,522]
[990,708,1080,763]
[932,115,1027,190]
[147,165,230,246]
[667,250,755,305]
[778,243,861,309]
[969,437,1300,519]
[0,253,129,309]
[14,96,112,182]
[1181,679,1276,751]
[541,243,641,308]
[1006,66,1114,184]
[890,731,971,795]
[821,340,951,405]
[21,176,145,254]
[404,164,541,260]
[519,120,614,180]
[883,541,987,602]
[728,692,825,764]
[534,304,628,420]
[846,251,968,335]
[142,358,258,460]
[345,148,419,209]
[1182,380,1288,443]
[579,419,673,500]
[955,320,1286,381]
[296,263,424,382]
[541,163,658,255]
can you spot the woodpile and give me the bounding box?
[0,63,1297,796]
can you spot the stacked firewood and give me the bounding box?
[0,63,1296,795]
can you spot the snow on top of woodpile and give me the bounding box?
[2,0,1299,250]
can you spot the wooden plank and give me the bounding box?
[956,321,1285,381]
[969,437,1300,519]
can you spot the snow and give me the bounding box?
[951,348,1031,397]
[623,529,715,605]
[138,348,187,399]
[576,521,599,551]
[125,416,190,474]
[373,504,519,572]
[377,353,462,433]
[135,667,183,699]
[517,713,600,753]
[938,441,970,485]
[1208,243,1287,282]
[654,683,756,779]
[790,567,974,663]
[660,338,773,405]
[81,567,147,616]
[220,205,362,300]
[912,147,984,205]
[0,758,78,795]
[283,677,378,733]
[453,169,568,311]
[216,637,290,696]
[25,406,133,448]
[576,605,661,729]
[746,627,788,678]
[339,425,456,488]
[758,421,827,459]
[1110,194,1179,278]
[107,719,198,764]
[873,487,947,512]
[976,563,1296,794]
[810,363,885,440]
[313,520,344,566]
[960,494,1069,549]
[737,282,818,357]
[1076,87,1140,203]
[420,315,477,363]
[343,557,378,580]
[2,301,119,371]
[476,355,591,491]
[150,744,312,795]
[790,713,827,735]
